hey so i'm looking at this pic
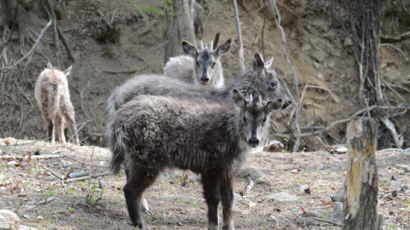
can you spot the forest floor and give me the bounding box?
[0,138,409,230]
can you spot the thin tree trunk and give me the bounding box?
[232,0,245,74]
[343,118,383,230]
[164,0,196,64]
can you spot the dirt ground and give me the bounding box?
[0,0,408,149]
[0,138,409,230]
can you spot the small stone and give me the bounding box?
[391,181,401,188]
[0,209,20,230]
[331,189,344,202]
[331,202,344,225]
[316,73,324,80]
[389,210,394,215]
[391,190,398,197]
[313,61,321,70]
[301,43,312,51]
[318,164,325,170]
[268,192,297,202]
[401,148,410,157]
[391,175,396,181]
[300,185,311,194]
[344,37,353,47]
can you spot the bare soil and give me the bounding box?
[1,138,409,229]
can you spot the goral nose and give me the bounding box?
[248,137,259,147]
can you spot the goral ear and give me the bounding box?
[266,99,283,112]
[253,53,264,73]
[232,88,247,109]
[64,65,72,77]
[181,40,197,56]
[215,39,232,57]
[265,57,274,69]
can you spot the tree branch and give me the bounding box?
[269,0,301,152]
[0,20,52,71]
[232,0,245,74]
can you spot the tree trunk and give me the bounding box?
[164,0,196,64]
[343,118,383,230]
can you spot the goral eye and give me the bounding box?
[196,61,200,66]
[242,116,247,123]
[211,62,216,68]
[263,117,267,123]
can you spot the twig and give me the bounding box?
[381,117,403,148]
[274,105,409,138]
[57,26,75,62]
[379,43,408,61]
[41,166,65,180]
[241,177,254,197]
[0,20,52,71]
[46,0,62,69]
[59,151,107,168]
[66,172,111,183]
[381,31,410,43]
[269,0,301,152]
[311,217,341,226]
[102,69,141,74]
[300,84,340,103]
[232,0,245,74]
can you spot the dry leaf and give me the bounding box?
[321,200,335,208]
[4,139,10,145]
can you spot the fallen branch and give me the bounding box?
[274,105,409,138]
[381,31,410,43]
[0,20,52,71]
[59,151,107,168]
[0,154,62,160]
[379,43,408,61]
[311,217,341,226]
[240,177,254,197]
[41,166,65,180]
[66,172,111,183]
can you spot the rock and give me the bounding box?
[391,190,398,197]
[313,61,321,70]
[310,50,327,63]
[268,192,297,202]
[301,43,312,51]
[263,140,284,152]
[401,148,410,157]
[316,72,324,80]
[344,37,353,47]
[391,180,401,188]
[299,184,311,194]
[330,189,344,202]
[395,164,409,173]
[0,210,20,230]
[385,70,401,83]
[237,168,272,186]
[331,202,344,225]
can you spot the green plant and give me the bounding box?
[140,0,174,18]
[67,206,75,213]
[86,183,103,206]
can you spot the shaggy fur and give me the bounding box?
[107,53,291,120]
[109,91,282,230]
[34,63,79,145]
[163,39,231,88]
